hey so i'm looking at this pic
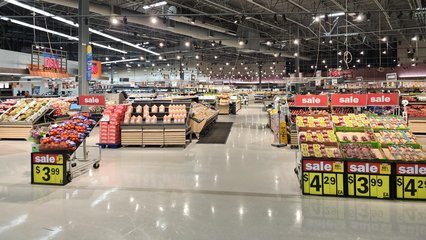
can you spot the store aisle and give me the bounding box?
[0,105,426,240]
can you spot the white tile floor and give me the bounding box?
[0,104,426,239]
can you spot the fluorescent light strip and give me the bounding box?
[5,0,159,56]
[101,58,139,65]
[143,1,167,10]
[0,16,127,54]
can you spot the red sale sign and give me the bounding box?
[396,163,426,175]
[303,160,344,173]
[79,95,105,106]
[367,93,399,106]
[331,94,367,107]
[294,95,328,107]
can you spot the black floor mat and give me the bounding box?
[197,122,233,144]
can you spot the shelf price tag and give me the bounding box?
[396,163,426,200]
[302,159,345,196]
[31,153,65,185]
[347,161,392,199]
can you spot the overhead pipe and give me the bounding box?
[40,0,309,60]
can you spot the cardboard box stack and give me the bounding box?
[99,105,128,145]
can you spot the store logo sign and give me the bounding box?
[294,95,328,107]
[397,163,426,175]
[367,93,399,106]
[331,94,367,107]
[32,154,63,164]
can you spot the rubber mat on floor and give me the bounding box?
[197,122,233,144]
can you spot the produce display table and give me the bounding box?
[295,113,426,200]
[121,100,191,147]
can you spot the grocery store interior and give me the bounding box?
[1,0,426,239]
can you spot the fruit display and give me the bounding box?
[336,130,376,143]
[383,145,426,161]
[369,116,408,130]
[300,143,341,158]
[15,99,50,121]
[51,98,72,117]
[299,129,337,143]
[0,99,30,121]
[406,105,426,117]
[190,102,218,122]
[290,109,328,116]
[341,143,384,160]
[0,98,52,122]
[39,115,96,152]
[0,99,17,114]
[296,115,332,128]
[375,130,418,145]
[332,114,370,128]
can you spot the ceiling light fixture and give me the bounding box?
[111,17,119,25]
[4,0,159,55]
[159,42,164,47]
[101,58,139,65]
[0,16,127,54]
[293,39,299,45]
[151,17,158,24]
[185,41,191,47]
[143,1,167,10]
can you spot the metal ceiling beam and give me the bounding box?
[246,0,317,36]
[372,0,393,30]
[38,0,309,60]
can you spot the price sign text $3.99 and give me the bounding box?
[33,164,63,184]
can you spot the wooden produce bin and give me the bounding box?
[0,124,32,139]
[142,126,164,146]
[164,125,186,146]
[121,125,142,146]
[189,111,219,137]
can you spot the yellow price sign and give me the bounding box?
[32,164,64,185]
[396,176,426,199]
[303,172,344,196]
[347,174,390,199]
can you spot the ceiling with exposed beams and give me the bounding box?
[0,0,425,73]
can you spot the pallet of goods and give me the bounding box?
[98,104,128,148]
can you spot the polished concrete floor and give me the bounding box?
[0,105,426,239]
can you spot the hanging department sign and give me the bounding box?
[331,94,367,107]
[367,93,399,106]
[294,95,329,107]
[43,53,61,70]
[86,45,93,81]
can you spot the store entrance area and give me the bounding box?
[0,104,424,239]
